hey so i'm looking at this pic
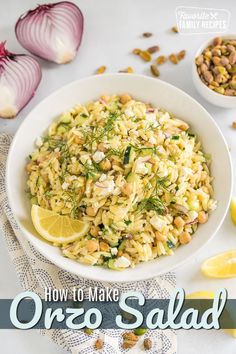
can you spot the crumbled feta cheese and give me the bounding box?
[150,215,166,231]
[146,113,159,128]
[148,136,157,144]
[184,143,193,156]
[62,182,69,190]
[125,108,135,117]
[93,151,105,163]
[111,247,118,256]
[157,162,168,178]
[114,256,131,268]
[99,173,107,182]
[208,199,217,211]
[135,158,149,175]
[159,112,170,123]
[94,180,115,196]
[35,137,43,147]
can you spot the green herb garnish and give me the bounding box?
[172,135,180,140]
[81,161,100,179]
[124,220,132,226]
[138,197,167,215]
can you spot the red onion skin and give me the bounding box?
[15,2,84,64]
[0,42,42,119]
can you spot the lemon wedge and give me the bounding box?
[187,291,236,338]
[186,291,214,299]
[31,205,90,244]
[201,250,236,278]
[230,197,236,226]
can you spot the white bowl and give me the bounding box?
[6,74,233,282]
[193,34,236,108]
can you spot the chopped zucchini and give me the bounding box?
[75,114,88,126]
[172,135,180,140]
[123,146,132,164]
[59,113,72,124]
[166,240,175,249]
[108,259,123,271]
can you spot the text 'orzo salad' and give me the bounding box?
[26,94,216,270]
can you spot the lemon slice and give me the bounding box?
[186,291,214,299]
[31,205,90,243]
[201,250,236,278]
[230,197,236,226]
[187,291,236,338]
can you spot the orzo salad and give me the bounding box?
[26,94,216,270]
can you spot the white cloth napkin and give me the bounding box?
[0,133,177,354]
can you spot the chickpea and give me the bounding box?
[179,231,191,244]
[86,240,98,253]
[90,225,99,237]
[86,206,98,217]
[97,142,107,152]
[100,241,110,252]
[174,216,185,229]
[120,94,132,104]
[121,182,133,196]
[155,232,167,242]
[74,135,85,144]
[198,211,208,224]
[100,159,111,171]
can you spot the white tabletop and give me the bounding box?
[1,0,236,353]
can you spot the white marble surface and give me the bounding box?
[1,0,236,353]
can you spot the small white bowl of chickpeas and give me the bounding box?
[193,34,236,108]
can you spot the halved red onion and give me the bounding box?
[0,42,42,119]
[15,2,84,64]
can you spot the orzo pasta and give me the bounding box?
[26,94,216,269]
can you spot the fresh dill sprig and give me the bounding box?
[106,148,124,158]
[83,111,118,148]
[144,176,168,195]
[43,136,70,157]
[80,161,101,179]
[138,197,167,215]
